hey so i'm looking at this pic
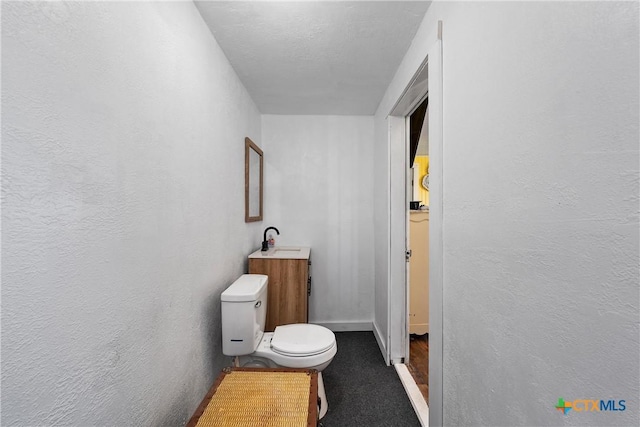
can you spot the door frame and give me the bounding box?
[386,35,443,426]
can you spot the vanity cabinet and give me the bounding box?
[409,211,429,335]
[248,247,311,332]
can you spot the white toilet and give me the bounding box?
[221,274,337,419]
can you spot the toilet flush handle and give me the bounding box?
[255,300,262,308]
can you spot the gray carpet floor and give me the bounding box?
[320,332,421,426]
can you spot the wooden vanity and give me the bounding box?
[248,247,311,332]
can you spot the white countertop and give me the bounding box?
[248,246,311,260]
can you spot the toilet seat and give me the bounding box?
[271,324,335,357]
[251,325,337,370]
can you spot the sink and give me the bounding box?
[248,246,310,260]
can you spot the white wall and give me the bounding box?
[375,1,639,426]
[261,115,374,329]
[373,112,390,349]
[1,2,262,425]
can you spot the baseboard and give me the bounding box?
[372,321,389,365]
[395,364,429,426]
[312,321,373,332]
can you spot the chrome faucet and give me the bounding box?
[262,226,280,251]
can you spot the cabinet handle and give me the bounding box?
[307,276,312,296]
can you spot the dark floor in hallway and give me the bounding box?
[321,331,420,427]
[406,333,429,403]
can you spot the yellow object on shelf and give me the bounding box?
[413,155,429,206]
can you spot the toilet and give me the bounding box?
[221,274,337,419]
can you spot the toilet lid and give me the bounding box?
[271,324,335,356]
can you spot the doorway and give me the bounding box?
[386,34,443,426]
[406,96,430,404]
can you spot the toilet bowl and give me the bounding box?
[221,274,337,419]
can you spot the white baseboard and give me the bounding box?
[372,321,389,365]
[395,364,429,426]
[312,321,372,332]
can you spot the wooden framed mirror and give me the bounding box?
[245,137,263,222]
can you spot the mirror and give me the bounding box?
[245,137,263,222]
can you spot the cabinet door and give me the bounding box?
[409,212,429,335]
[249,258,308,331]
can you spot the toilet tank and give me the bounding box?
[221,274,268,356]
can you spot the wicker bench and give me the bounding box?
[187,367,318,427]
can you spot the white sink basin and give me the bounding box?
[248,246,310,260]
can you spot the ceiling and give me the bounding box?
[194,1,431,115]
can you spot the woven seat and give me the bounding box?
[187,367,318,427]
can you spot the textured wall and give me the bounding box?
[441,2,639,425]
[261,115,375,328]
[1,1,262,425]
[375,1,639,425]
